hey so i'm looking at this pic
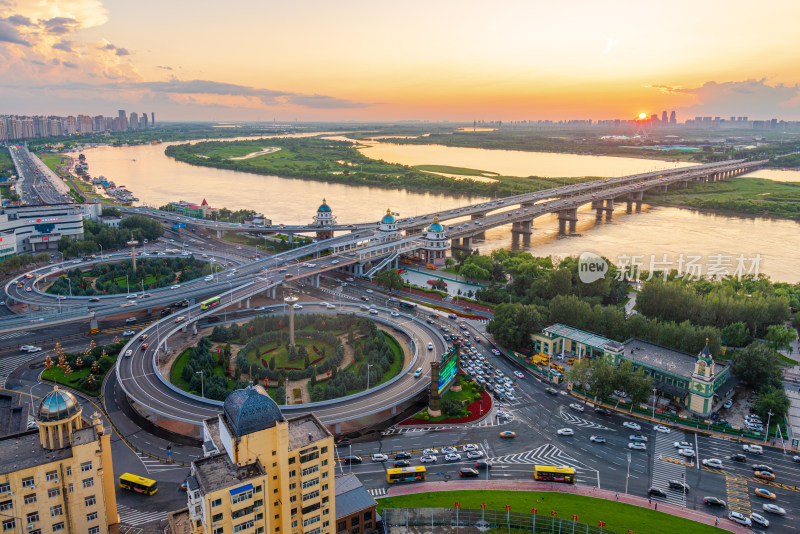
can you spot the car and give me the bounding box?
[702,459,723,468]
[749,513,769,527]
[513,371,524,379]
[762,503,786,516]
[557,428,574,436]
[614,390,628,398]
[674,441,693,449]
[139,334,148,341]
[423,448,439,456]
[126,294,138,300]
[743,444,764,454]
[678,448,696,458]
[506,392,517,401]
[342,456,362,465]
[140,343,148,350]
[647,487,667,498]
[728,512,752,527]
[174,316,186,323]
[754,470,775,481]
[394,452,411,459]
[590,435,606,443]
[445,453,462,461]
[752,464,773,473]
[441,446,457,454]
[466,451,483,459]
[730,453,747,463]
[569,403,584,412]
[88,297,100,302]
[668,480,690,492]
[394,460,411,468]
[170,285,181,289]
[335,440,351,448]
[754,488,776,500]
[628,442,646,450]
[496,410,510,419]
[368,309,378,315]
[704,497,726,508]
[462,444,479,452]
[124,350,133,358]
[122,330,136,336]
[623,422,641,431]
[365,289,373,293]
[419,455,437,463]
[459,468,479,478]
[723,399,733,409]
[499,431,516,439]
[654,425,671,433]
[629,435,648,442]
[475,459,492,469]
[24,287,31,292]
[594,407,612,416]
[371,453,388,462]
[794,455,800,463]
[427,343,433,351]
[545,387,558,395]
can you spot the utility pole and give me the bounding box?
[196,370,205,398]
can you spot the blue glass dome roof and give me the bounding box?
[428,216,443,233]
[317,199,331,213]
[37,387,81,423]
[224,386,284,437]
[381,209,395,224]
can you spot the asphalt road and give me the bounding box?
[7,146,72,205]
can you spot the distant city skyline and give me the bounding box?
[0,0,799,121]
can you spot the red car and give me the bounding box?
[140,343,149,350]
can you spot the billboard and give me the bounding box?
[437,350,458,395]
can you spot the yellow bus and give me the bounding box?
[200,296,221,310]
[386,466,426,484]
[533,465,575,484]
[119,473,158,495]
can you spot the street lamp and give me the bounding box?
[366,364,373,391]
[224,281,233,321]
[764,410,774,443]
[652,387,657,419]
[125,274,130,295]
[67,277,72,297]
[196,370,205,398]
[98,243,103,260]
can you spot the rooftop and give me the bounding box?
[192,453,265,495]
[0,394,31,438]
[0,430,74,476]
[287,413,331,451]
[72,426,98,446]
[622,339,727,378]
[543,324,610,351]
[334,474,376,520]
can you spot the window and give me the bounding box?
[89,527,100,534]
[212,513,223,522]
[85,495,97,507]
[232,520,254,533]
[24,494,36,505]
[323,521,329,529]
[22,477,34,488]
[352,515,360,525]
[48,488,61,498]
[321,459,328,467]
[288,470,296,478]
[338,521,346,531]
[255,514,262,521]
[231,506,254,520]
[2,519,14,531]
[272,450,276,456]
[211,498,222,507]
[301,478,318,490]
[0,501,10,511]
[364,510,372,521]
[288,457,296,465]
[302,490,319,502]
[254,485,262,493]
[45,471,58,483]
[322,484,328,492]
[322,472,328,479]
[86,512,98,521]
[82,478,94,489]
[255,529,263,534]
[301,465,318,477]
[213,528,224,534]
[231,490,252,505]
[53,523,65,532]
[29,530,40,534]
[50,505,63,517]
[254,500,263,507]
[322,497,328,505]
[299,451,318,464]
[65,467,71,477]
[80,461,93,472]
[0,483,8,494]
[289,495,296,503]
[320,447,328,454]
[26,512,38,523]
[302,515,320,527]
[67,484,73,493]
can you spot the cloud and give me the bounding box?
[102,42,115,50]
[52,39,72,51]
[653,79,800,118]
[156,65,173,70]
[62,60,78,69]
[42,16,78,34]
[6,15,32,26]
[288,94,369,109]
[0,19,30,45]
[115,47,129,56]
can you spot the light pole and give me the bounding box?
[625,451,631,495]
[125,274,129,295]
[67,277,72,297]
[196,370,205,398]
[366,364,373,391]
[57,250,64,270]
[98,243,103,260]
[764,410,774,443]
[652,387,657,419]
[225,281,233,321]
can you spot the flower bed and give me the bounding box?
[400,390,492,425]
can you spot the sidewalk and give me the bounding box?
[384,480,746,533]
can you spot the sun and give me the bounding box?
[638,112,648,120]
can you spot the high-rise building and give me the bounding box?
[661,111,668,123]
[141,113,148,129]
[186,385,336,534]
[670,111,676,124]
[118,110,127,131]
[151,112,155,128]
[129,112,138,131]
[0,386,120,533]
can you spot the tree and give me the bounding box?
[487,303,543,350]
[274,386,286,405]
[565,358,591,392]
[587,358,616,401]
[268,357,276,370]
[731,342,783,389]
[459,263,490,282]
[440,398,463,417]
[764,324,797,352]
[753,386,790,425]
[627,368,654,408]
[374,269,405,291]
[721,322,749,347]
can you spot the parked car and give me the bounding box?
[728,512,751,527]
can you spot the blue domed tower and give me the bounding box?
[36,385,84,449]
[379,208,397,233]
[313,198,336,239]
[422,215,448,266]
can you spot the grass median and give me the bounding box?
[377,490,724,534]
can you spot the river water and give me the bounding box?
[70,138,800,282]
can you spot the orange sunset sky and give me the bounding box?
[1,0,799,121]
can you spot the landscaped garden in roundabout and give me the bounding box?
[169,313,406,403]
[41,338,127,396]
[45,256,211,296]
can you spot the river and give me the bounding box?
[70,138,800,282]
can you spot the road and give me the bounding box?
[7,145,72,205]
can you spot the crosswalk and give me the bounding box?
[489,443,598,485]
[368,488,387,497]
[559,411,613,431]
[382,414,511,435]
[650,431,688,507]
[118,504,168,527]
[0,352,40,388]
[321,287,359,301]
[135,452,188,474]
[0,331,30,341]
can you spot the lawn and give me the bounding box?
[414,164,499,177]
[170,348,192,390]
[344,331,405,395]
[377,491,725,534]
[112,274,158,289]
[404,376,485,423]
[38,153,65,173]
[246,337,337,370]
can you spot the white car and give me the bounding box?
[122,330,136,336]
[390,311,399,317]
[749,513,769,527]
[326,304,336,310]
[628,442,646,450]
[654,425,671,433]
[569,403,584,412]
[444,453,462,461]
[728,512,751,527]
[124,350,133,358]
[371,453,388,462]
[419,455,437,463]
[423,448,439,456]
[674,441,693,449]
[170,285,181,289]
[462,444,479,452]
[441,447,457,454]
[762,503,786,516]
[557,428,574,436]
[293,303,303,309]
[702,458,723,468]
[368,309,378,315]
[365,289,373,293]
[413,368,423,378]
[590,435,606,443]
[623,422,641,431]
[466,451,483,459]
[428,343,433,351]
[513,371,524,379]
[677,448,696,458]
[506,392,517,401]
[723,399,733,409]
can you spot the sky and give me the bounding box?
[1,0,800,122]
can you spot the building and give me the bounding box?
[98,216,121,228]
[0,204,86,257]
[531,324,736,417]
[0,386,119,534]
[313,199,335,240]
[185,385,336,534]
[420,216,447,266]
[170,199,217,219]
[333,474,378,534]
